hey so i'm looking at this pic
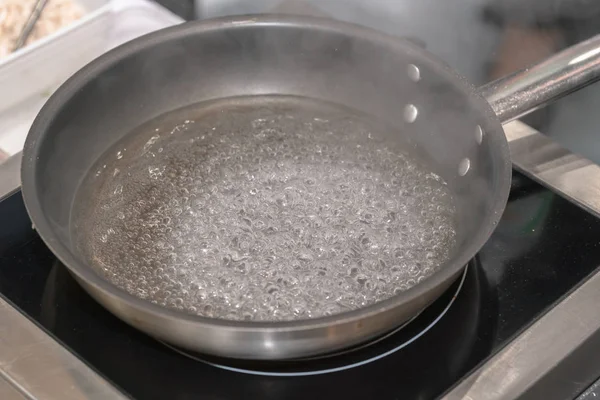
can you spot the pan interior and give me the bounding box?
[70,95,458,322]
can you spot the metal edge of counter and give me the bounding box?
[1,120,600,399]
[0,296,130,400]
[0,152,21,201]
[0,155,130,398]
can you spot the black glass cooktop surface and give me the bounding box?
[1,172,600,400]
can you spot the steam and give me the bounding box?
[199,0,498,84]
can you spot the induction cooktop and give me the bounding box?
[1,172,600,399]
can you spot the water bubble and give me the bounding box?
[355,274,368,286]
[266,285,280,294]
[235,263,247,274]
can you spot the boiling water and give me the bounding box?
[72,96,457,321]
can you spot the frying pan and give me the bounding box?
[20,15,600,360]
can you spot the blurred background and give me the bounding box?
[162,0,600,164]
[1,0,600,163]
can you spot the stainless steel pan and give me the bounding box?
[20,15,600,360]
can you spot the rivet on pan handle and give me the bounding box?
[479,34,600,124]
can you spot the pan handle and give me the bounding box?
[479,34,600,124]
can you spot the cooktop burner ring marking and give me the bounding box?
[293,311,421,361]
[166,265,468,377]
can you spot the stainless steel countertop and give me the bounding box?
[1,120,600,399]
[0,297,129,400]
[0,152,21,201]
